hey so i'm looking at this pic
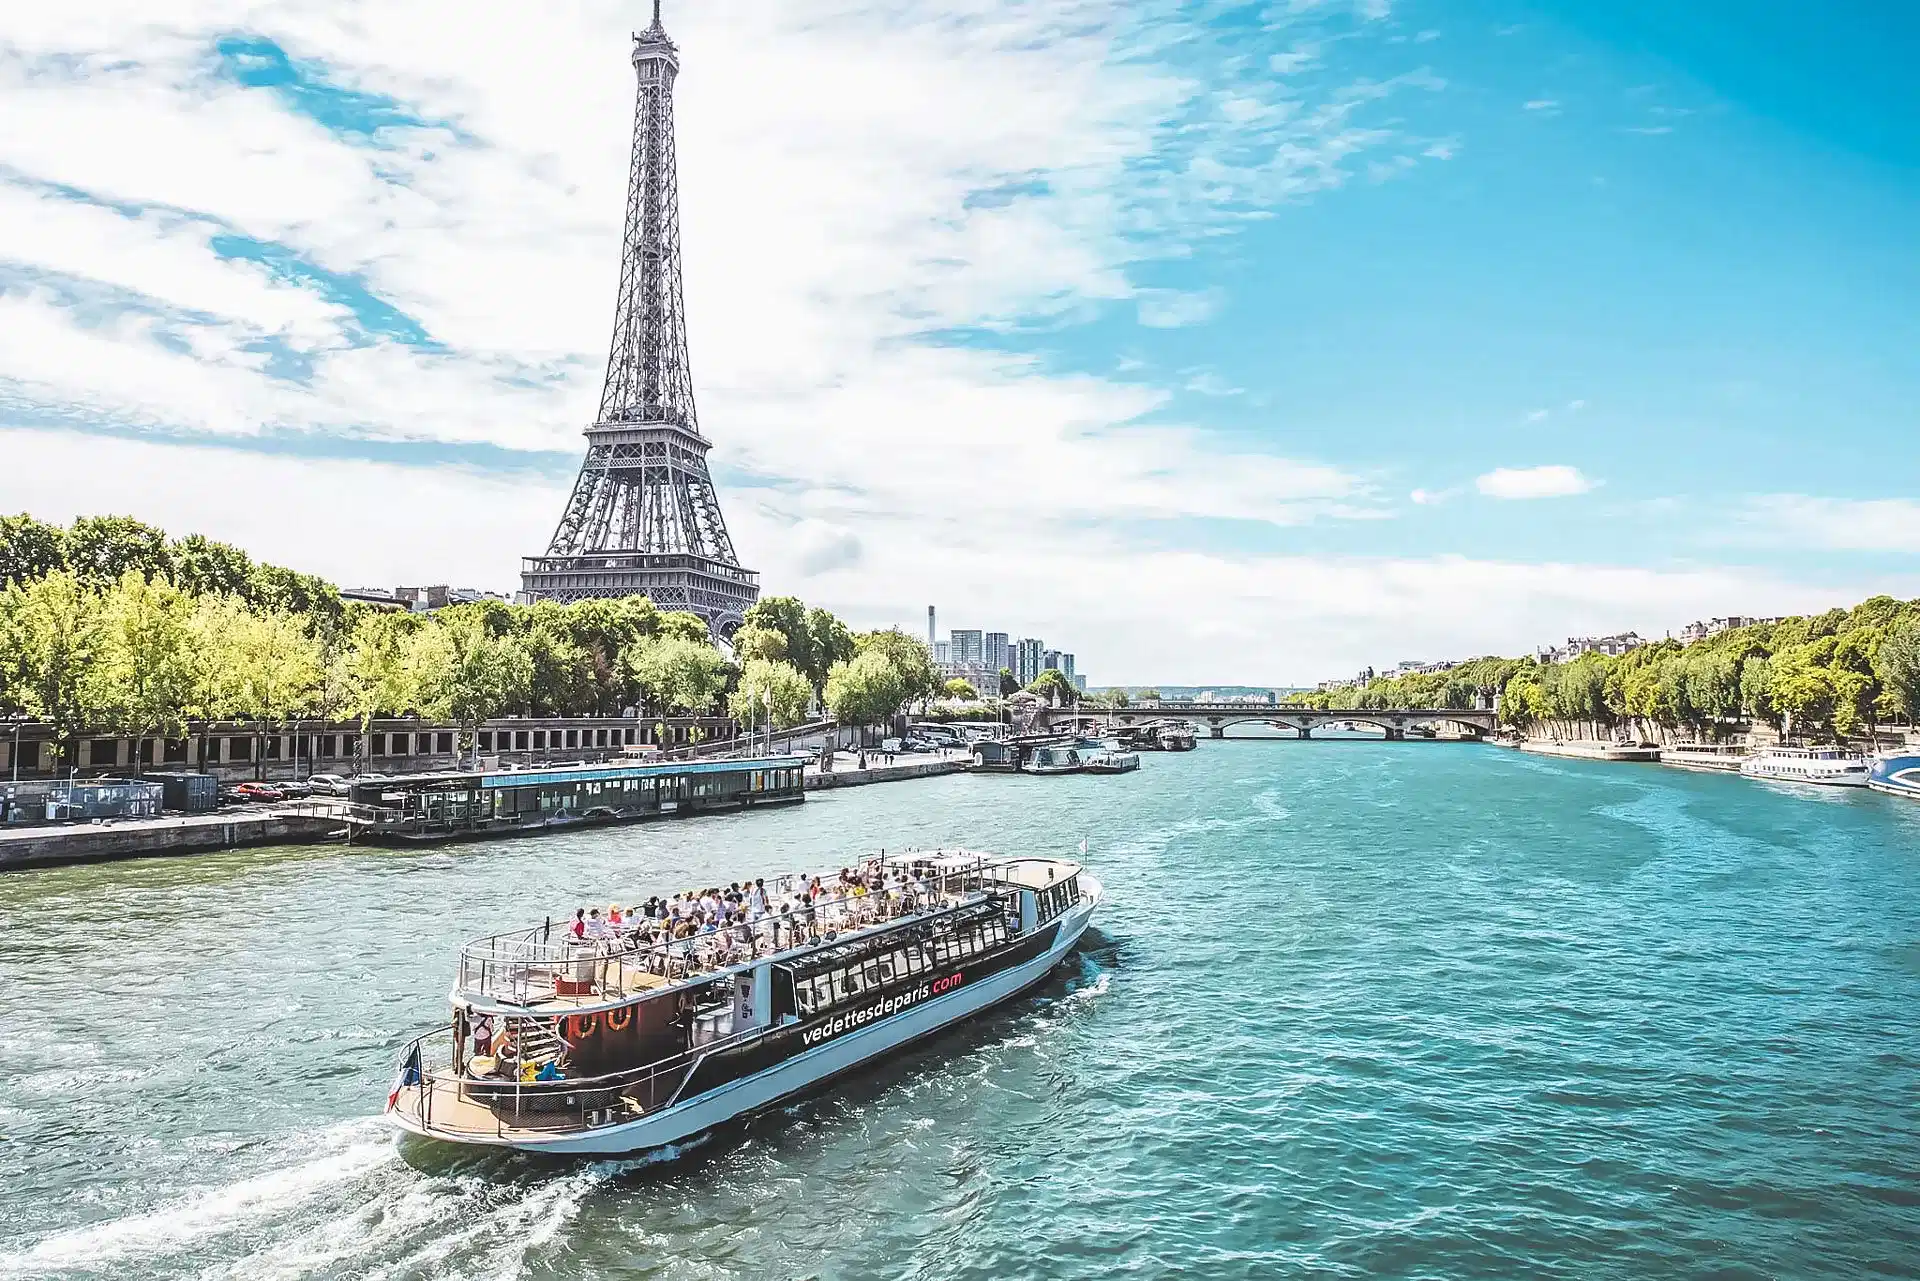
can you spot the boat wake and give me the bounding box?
[1,1118,396,1277]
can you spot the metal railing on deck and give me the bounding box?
[451,851,1029,1008]
[396,1019,770,1140]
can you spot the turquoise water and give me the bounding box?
[1,742,1918,1279]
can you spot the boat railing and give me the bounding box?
[393,1018,772,1140]
[451,851,1034,1007]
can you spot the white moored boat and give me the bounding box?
[1662,742,1750,773]
[385,850,1101,1156]
[1738,745,1869,788]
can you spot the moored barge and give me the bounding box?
[385,849,1101,1155]
[345,756,807,843]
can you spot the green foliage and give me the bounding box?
[1026,668,1077,705]
[0,514,68,586]
[65,516,171,584]
[1305,593,1920,740]
[168,534,254,598]
[855,629,939,706]
[628,636,730,715]
[91,571,198,755]
[825,650,906,727]
[1875,618,1920,723]
[943,677,979,701]
[0,510,884,747]
[0,571,105,766]
[731,624,789,665]
[730,659,813,729]
[409,611,534,731]
[998,667,1018,697]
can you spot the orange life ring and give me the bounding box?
[566,1013,598,1041]
[604,1004,633,1032]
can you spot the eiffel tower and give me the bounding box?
[520,3,758,636]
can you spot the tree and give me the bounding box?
[65,516,172,584]
[343,609,426,766]
[743,597,813,675]
[855,629,939,710]
[807,607,856,696]
[524,620,596,717]
[90,571,198,772]
[1875,617,1920,724]
[183,594,252,764]
[1027,668,1076,706]
[410,612,533,762]
[168,534,254,598]
[730,659,813,731]
[943,677,979,701]
[228,610,323,776]
[998,667,1018,697]
[0,571,104,769]
[825,650,907,729]
[0,514,67,586]
[247,562,341,624]
[657,611,713,644]
[731,624,789,665]
[629,636,730,715]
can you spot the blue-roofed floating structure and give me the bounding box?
[345,756,807,843]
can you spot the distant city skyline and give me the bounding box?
[1,3,1912,683]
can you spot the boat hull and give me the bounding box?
[390,878,1102,1156]
[1739,764,1868,787]
[1869,753,1920,800]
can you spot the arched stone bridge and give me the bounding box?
[1036,703,1499,741]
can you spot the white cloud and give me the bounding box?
[1525,407,1549,422]
[1566,398,1586,411]
[1741,495,1920,550]
[1475,465,1595,500]
[1136,288,1222,328]
[1523,98,1560,112]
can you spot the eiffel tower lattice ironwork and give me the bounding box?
[520,3,758,636]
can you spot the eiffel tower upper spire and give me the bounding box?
[520,12,759,636]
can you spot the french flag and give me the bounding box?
[386,1045,423,1112]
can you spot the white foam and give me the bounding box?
[1,1119,395,1276]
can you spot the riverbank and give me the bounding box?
[0,807,343,870]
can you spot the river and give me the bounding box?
[2,740,1917,1279]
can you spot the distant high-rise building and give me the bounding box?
[1041,648,1064,675]
[933,640,952,664]
[927,605,936,647]
[1059,652,1075,682]
[1014,637,1044,685]
[984,632,1010,674]
[950,629,983,665]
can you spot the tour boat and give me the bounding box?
[1022,745,1085,775]
[1662,742,1750,773]
[1868,752,1920,801]
[1738,745,1869,788]
[385,850,1101,1156]
[1082,747,1140,775]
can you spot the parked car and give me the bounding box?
[305,774,351,797]
[276,779,313,799]
[230,782,286,804]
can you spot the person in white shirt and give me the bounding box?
[584,908,611,941]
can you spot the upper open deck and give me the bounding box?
[452,850,1083,1013]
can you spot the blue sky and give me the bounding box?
[0,0,1913,681]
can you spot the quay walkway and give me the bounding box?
[805,749,970,791]
[0,808,344,871]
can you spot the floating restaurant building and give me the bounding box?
[345,756,808,843]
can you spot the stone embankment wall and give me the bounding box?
[0,811,341,871]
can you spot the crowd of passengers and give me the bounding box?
[558,861,952,973]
